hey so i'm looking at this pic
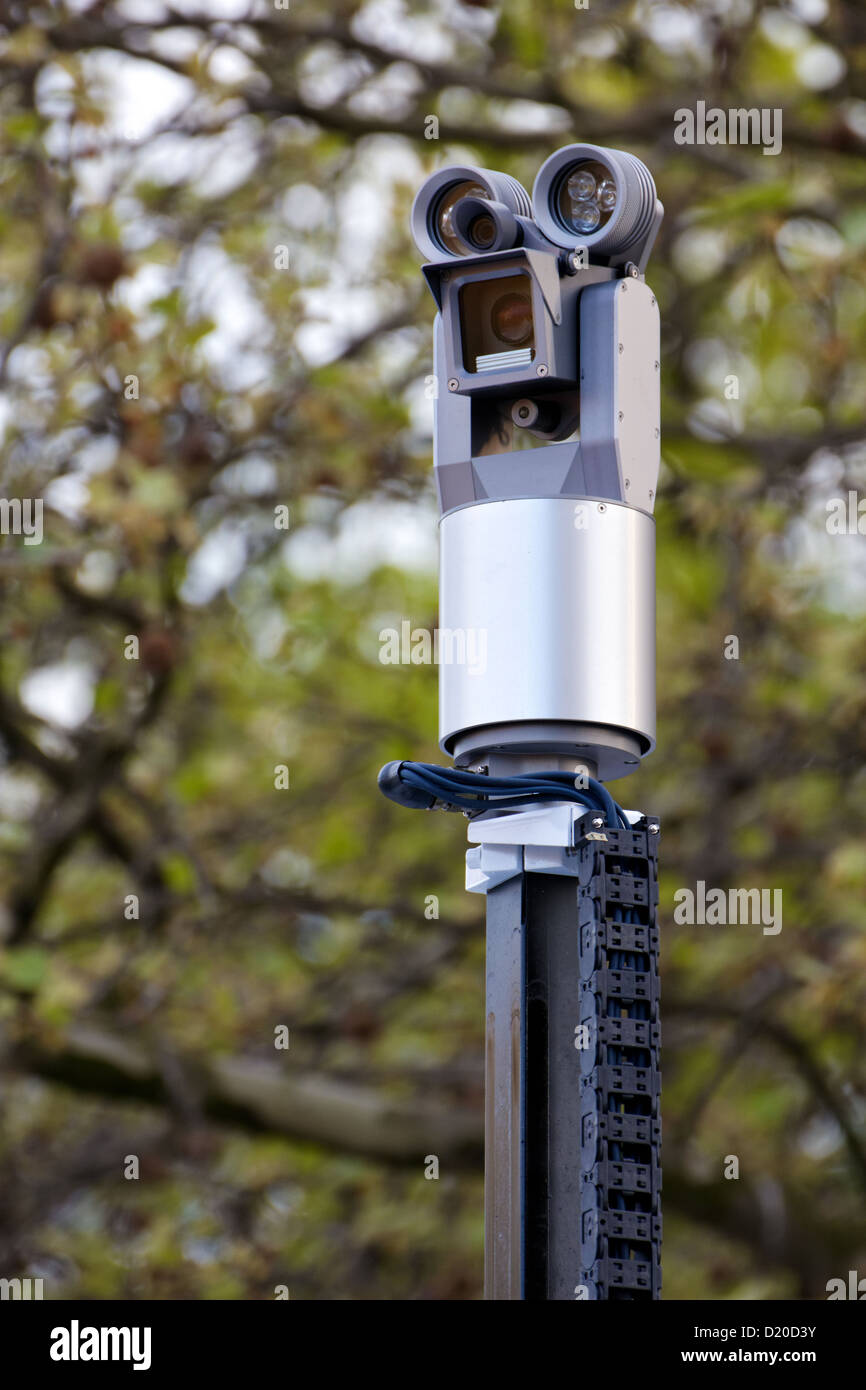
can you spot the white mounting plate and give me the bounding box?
[465,803,643,894]
[468,801,582,849]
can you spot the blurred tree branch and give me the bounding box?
[10,1020,484,1165]
[7,1014,864,1297]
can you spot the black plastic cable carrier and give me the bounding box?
[573,815,662,1299]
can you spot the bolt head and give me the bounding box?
[648,822,659,835]
[448,378,459,392]
[591,815,604,829]
[536,364,548,377]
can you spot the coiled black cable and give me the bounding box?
[378,760,629,829]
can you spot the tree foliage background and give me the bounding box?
[1,0,866,1301]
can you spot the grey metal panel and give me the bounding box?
[438,497,656,768]
[452,721,640,783]
[580,279,661,512]
[432,319,476,513]
[470,442,583,503]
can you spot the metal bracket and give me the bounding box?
[465,803,643,894]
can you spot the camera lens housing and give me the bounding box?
[452,197,521,255]
[532,144,660,261]
[411,166,532,261]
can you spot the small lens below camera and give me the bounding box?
[467,214,497,250]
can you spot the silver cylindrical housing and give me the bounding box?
[438,497,655,780]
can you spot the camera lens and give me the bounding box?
[490,291,533,346]
[467,213,497,249]
[434,181,487,255]
[459,273,535,371]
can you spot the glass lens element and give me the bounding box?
[570,200,600,232]
[434,181,488,255]
[597,178,617,210]
[490,291,533,345]
[467,213,496,249]
[567,169,597,201]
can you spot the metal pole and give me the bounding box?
[484,876,525,1299]
[482,817,662,1301]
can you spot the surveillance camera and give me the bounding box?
[395,144,665,1305]
[415,166,610,397]
[409,142,663,774]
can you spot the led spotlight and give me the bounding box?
[410,165,532,261]
[532,143,663,267]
